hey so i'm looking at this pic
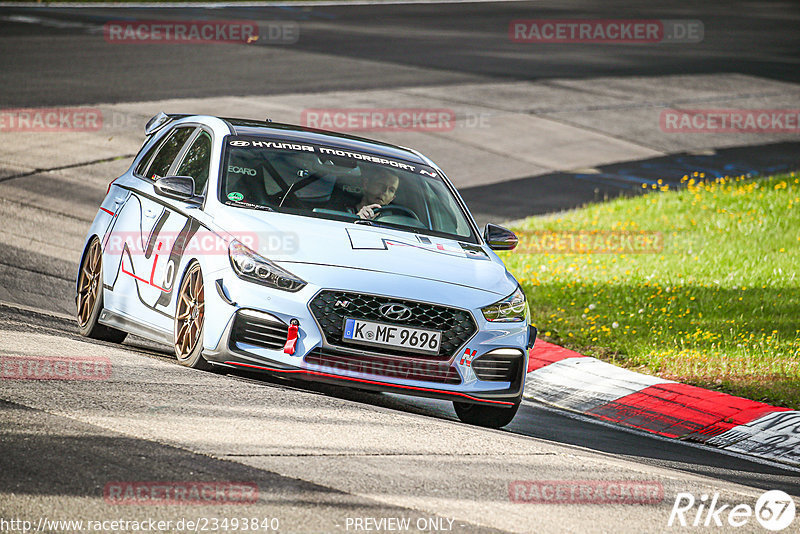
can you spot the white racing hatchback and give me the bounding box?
[76,113,536,427]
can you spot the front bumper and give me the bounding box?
[202,276,532,406]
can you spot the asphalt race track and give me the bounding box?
[1,0,800,105]
[1,1,800,532]
[3,0,800,222]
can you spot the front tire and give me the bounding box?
[174,262,213,370]
[76,238,127,343]
[453,396,521,428]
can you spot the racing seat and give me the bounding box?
[327,174,362,214]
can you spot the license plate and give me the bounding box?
[342,318,441,355]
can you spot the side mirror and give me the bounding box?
[154,176,202,205]
[484,223,518,251]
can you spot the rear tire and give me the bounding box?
[453,396,521,428]
[76,238,127,343]
[174,262,213,370]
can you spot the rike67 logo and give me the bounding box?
[668,490,796,531]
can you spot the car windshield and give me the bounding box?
[219,136,477,242]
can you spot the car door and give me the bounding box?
[108,125,196,327]
[138,128,214,321]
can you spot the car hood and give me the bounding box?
[212,209,517,297]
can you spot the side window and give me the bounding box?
[144,127,194,180]
[175,131,212,195]
[134,137,162,177]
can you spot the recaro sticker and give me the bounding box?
[228,165,256,176]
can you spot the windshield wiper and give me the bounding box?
[228,200,274,212]
[353,219,423,235]
[353,219,380,226]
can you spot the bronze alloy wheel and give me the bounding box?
[175,263,204,359]
[76,238,127,343]
[174,263,212,369]
[77,239,102,328]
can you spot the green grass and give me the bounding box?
[501,171,800,409]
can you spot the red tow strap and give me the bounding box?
[283,320,299,355]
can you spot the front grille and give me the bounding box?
[309,291,477,359]
[472,352,522,382]
[305,348,461,384]
[230,310,287,351]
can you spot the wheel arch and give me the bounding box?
[176,256,202,290]
[76,234,102,297]
[172,256,204,320]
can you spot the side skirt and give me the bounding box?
[99,308,173,346]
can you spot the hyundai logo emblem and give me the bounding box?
[379,303,412,321]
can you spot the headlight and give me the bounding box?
[482,286,528,322]
[229,240,306,292]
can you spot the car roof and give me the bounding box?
[220,117,428,165]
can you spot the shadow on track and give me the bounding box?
[462,141,800,224]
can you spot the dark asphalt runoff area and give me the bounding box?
[2,0,799,220]
[2,1,800,217]
[1,1,799,106]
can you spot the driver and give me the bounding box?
[351,168,400,220]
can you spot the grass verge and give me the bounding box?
[501,171,800,409]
